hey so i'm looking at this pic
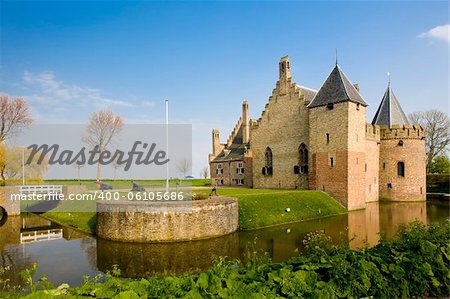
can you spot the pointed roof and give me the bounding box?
[371,86,410,127]
[308,64,367,108]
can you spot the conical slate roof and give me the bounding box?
[308,64,367,108]
[371,86,410,127]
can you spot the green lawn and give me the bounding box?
[196,188,346,229]
[43,179,211,190]
[43,199,97,233]
[42,187,346,232]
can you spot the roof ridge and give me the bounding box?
[308,64,367,108]
[372,85,409,127]
[336,65,351,100]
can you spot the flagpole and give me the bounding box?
[165,99,169,193]
[22,148,25,186]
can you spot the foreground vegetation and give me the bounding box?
[1,221,449,298]
[41,187,346,232]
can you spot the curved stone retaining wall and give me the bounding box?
[96,197,238,243]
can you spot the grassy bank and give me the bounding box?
[42,188,346,232]
[1,221,449,298]
[196,188,346,229]
[43,200,97,233]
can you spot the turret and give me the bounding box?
[278,56,291,94]
[242,100,249,144]
[211,129,224,158]
[373,84,426,201]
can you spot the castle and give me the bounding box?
[209,56,426,210]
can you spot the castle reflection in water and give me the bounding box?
[1,201,448,283]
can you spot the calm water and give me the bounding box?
[0,201,448,288]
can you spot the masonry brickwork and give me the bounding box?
[209,56,426,210]
[378,125,426,201]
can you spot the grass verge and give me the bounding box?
[42,188,346,232]
[196,188,346,229]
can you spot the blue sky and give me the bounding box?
[1,1,448,177]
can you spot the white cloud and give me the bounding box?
[418,24,450,43]
[140,101,156,108]
[22,70,134,108]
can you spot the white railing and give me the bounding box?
[20,229,63,244]
[20,185,63,194]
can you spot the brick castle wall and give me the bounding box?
[379,126,426,201]
[309,102,367,210]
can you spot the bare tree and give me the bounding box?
[0,95,33,142]
[0,96,33,184]
[176,158,191,178]
[201,166,209,179]
[83,109,123,182]
[409,110,450,172]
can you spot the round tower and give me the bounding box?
[373,85,426,201]
[378,125,426,201]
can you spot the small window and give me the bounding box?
[216,164,223,175]
[383,162,386,170]
[387,183,392,189]
[327,103,334,110]
[420,187,423,194]
[236,162,244,174]
[234,179,244,186]
[398,140,404,146]
[397,162,405,177]
[330,157,334,167]
[326,133,330,145]
[365,164,367,172]
[356,103,360,111]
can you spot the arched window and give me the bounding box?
[263,147,273,175]
[265,147,273,167]
[397,162,405,177]
[298,143,308,174]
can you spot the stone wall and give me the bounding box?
[0,186,21,216]
[210,156,252,187]
[96,197,238,243]
[251,65,310,189]
[364,138,380,203]
[379,126,426,201]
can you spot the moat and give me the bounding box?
[0,201,448,288]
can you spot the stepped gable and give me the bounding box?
[212,117,246,163]
[372,85,410,127]
[308,64,367,108]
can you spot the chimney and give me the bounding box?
[242,100,250,144]
[279,56,291,81]
[212,129,221,155]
